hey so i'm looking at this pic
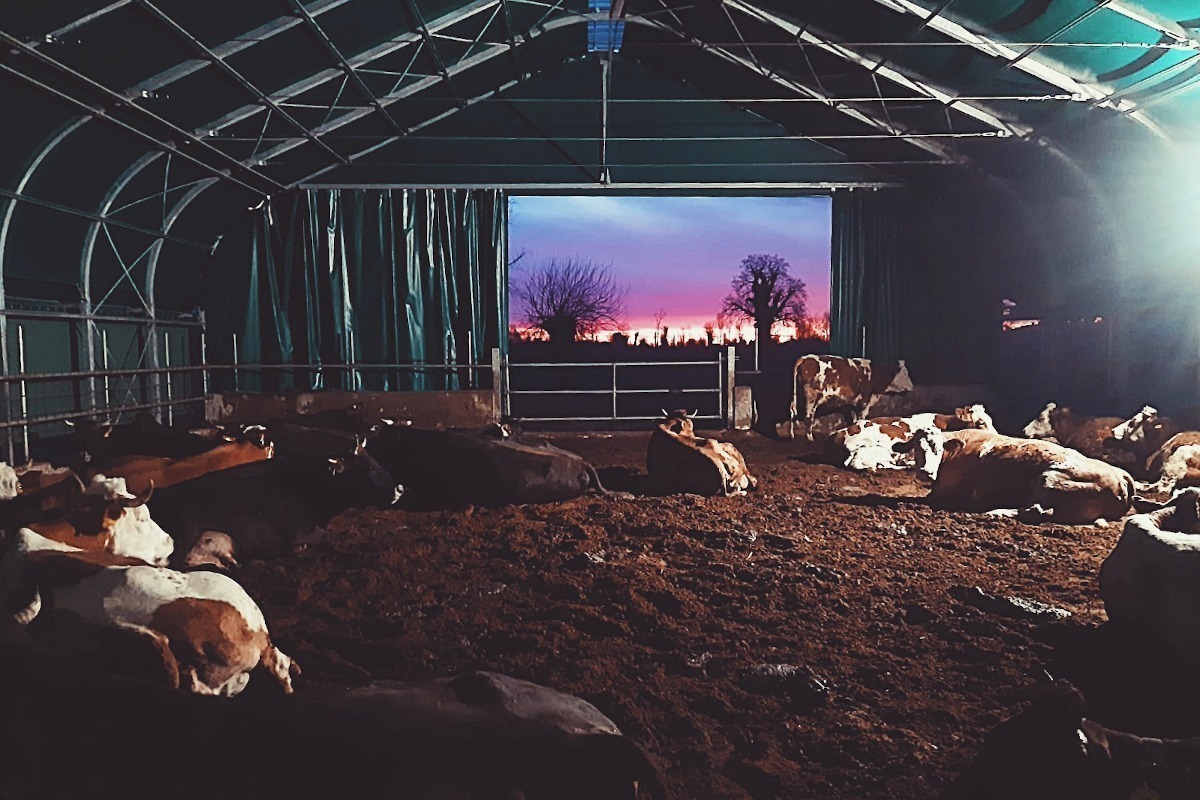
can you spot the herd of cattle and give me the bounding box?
[2,352,1200,796]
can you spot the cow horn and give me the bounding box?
[63,419,76,428]
[690,409,698,418]
[660,408,669,418]
[355,434,368,455]
[124,481,154,507]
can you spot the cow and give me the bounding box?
[90,435,274,495]
[151,452,403,571]
[928,429,1135,524]
[1100,488,1200,670]
[368,424,615,508]
[788,355,913,441]
[1106,407,1200,492]
[9,475,174,567]
[57,413,218,466]
[0,527,298,696]
[1108,405,1181,469]
[0,668,666,800]
[646,410,757,496]
[829,418,946,481]
[0,468,86,535]
[1021,403,1141,470]
[945,680,1200,800]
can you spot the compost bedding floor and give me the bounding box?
[236,431,1187,800]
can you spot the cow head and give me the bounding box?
[1167,488,1200,533]
[1022,403,1058,440]
[83,476,174,566]
[659,409,697,436]
[1110,405,1158,445]
[0,462,19,502]
[327,453,404,506]
[893,424,944,482]
[884,360,913,394]
[955,404,996,433]
[182,530,239,571]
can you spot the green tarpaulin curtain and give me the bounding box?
[830,188,910,361]
[235,188,507,391]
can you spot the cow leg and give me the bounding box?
[110,623,182,690]
[261,645,300,694]
[1031,470,1120,524]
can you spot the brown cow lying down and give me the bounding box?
[1100,488,1200,668]
[944,680,1200,800]
[0,527,297,696]
[1022,402,1140,470]
[0,667,668,800]
[928,430,1135,525]
[647,410,757,496]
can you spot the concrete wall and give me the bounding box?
[206,390,497,429]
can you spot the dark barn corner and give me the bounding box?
[1,1,1199,798]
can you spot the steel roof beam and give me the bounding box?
[724,0,1027,138]
[133,0,349,167]
[288,0,407,135]
[0,60,274,197]
[124,0,355,98]
[638,15,962,163]
[0,188,209,248]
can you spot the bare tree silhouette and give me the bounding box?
[513,258,627,349]
[721,254,808,363]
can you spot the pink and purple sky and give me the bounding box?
[509,195,832,341]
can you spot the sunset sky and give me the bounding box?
[509,195,832,341]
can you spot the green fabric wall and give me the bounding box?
[210,188,507,391]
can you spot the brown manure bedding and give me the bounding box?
[223,432,1189,798]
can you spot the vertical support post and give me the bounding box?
[725,345,736,430]
[232,333,239,393]
[861,325,868,358]
[79,299,96,411]
[1,310,12,465]
[163,331,173,426]
[101,330,111,411]
[611,361,618,421]
[200,329,209,395]
[490,347,502,422]
[502,356,511,418]
[17,325,28,463]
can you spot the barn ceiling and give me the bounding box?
[1,0,1198,303]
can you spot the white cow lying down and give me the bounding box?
[1100,488,1200,667]
[829,405,996,481]
[0,528,298,696]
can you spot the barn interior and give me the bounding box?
[1,2,1200,799]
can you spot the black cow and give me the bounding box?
[151,451,401,570]
[944,681,1200,800]
[368,424,612,508]
[0,658,668,800]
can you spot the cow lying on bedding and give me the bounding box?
[829,405,996,481]
[928,430,1135,525]
[647,410,757,496]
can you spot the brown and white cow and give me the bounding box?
[928,429,1135,525]
[16,475,174,566]
[1022,403,1142,470]
[1100,488,1200,668]
[647,410,757,496]
[0,528,297,696]
[1108,407,1199,494]
[788,355,913,441]
[93,436,274,495]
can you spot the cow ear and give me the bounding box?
[943,439,964,455]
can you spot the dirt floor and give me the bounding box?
[226,430,1200,800]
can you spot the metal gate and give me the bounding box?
[504,346,736,426]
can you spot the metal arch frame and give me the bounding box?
[636,12,966,164]
[287,0,408,135]
[855,0,1169,138]
[132,0,350,168]
[0,32,284,195]
[721,1,1029,139]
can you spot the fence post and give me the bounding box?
[490,347,502,422]
[101,330,111,411]
[611,361,618,421]
[17,325,28,463]
[725,345,736,430]
[231,333,239,392]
